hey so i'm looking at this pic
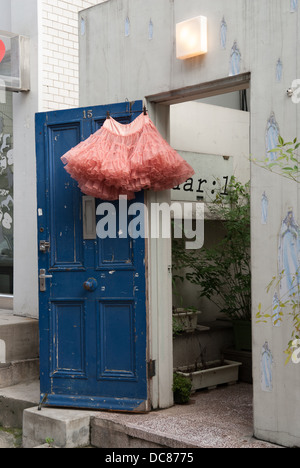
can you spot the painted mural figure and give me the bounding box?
[278,210,300,300]
[125,17,130,37]
[272,292,281,327]
[220,17,227,49]
[261,342,273,392]
[276,59,283,83]
[149,19,153,40]
[266,113,280,160]
[291,0,298,12]
[229,41,241,76]
[261,192,268,225]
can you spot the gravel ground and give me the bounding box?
[0,428,22,448]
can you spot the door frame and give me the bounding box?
[145,73,251,410]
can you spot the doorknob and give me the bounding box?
[83,278,98,292]
[39,269,53,292]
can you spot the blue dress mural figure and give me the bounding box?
[276,59,283,83]
[261,192,268,225]
[125,17,130,37]
[278,210,300,300]
[149,19,154,40]
[266,113,280,161]
[261,342,273,392]
[220,17,227,49]
[291,0,298,12]
[229,41,241,76]
[272,293,281,327]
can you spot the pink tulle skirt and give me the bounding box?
[61,113,195,200]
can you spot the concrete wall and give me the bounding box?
[11,0,41,318]
[80,0,300,445]
[0,0,11,29]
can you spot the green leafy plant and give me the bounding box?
[172,177,251,321]
[255,135,300,182]
[45,437,55,447]
[255,136,300,363]
[172,315,184,335]
[172,373,192,404]
[256,271,300,364]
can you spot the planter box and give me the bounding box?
[172,309,202,333]
[223,348,252,383]
[176,360,241,392]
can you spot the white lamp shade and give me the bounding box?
[176,16,208,60]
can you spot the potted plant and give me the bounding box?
[172,306,202,334]
[176,360,241,392]
[173,177,252,351]
[173,372,192,404]
[174,342,241,392]
[172,269,202,334]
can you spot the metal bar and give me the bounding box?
[147,72,251,105]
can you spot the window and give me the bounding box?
[0,90,13,294]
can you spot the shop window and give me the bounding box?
[0,90,13,294]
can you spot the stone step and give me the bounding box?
[0,358,39,389]
[23,406,91,448]
[0,310,39,388]
[90,417,197,449]
[0,310,39,363]
[0,380,40,428]
[21,383,282,449]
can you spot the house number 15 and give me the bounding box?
[83,110,93,119]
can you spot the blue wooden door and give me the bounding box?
[35,101,148,411]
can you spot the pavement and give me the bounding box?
[0,428,22,448]
[0,380,284,448]
[91,382,282,449]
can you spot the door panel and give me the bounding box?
[48,124,84,270]
[35,101,148,411]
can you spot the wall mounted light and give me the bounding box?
[176,16,208,60]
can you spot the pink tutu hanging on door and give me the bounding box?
[61,112,194,200]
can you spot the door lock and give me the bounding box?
[40,240,50,252]
[39,269,53,292]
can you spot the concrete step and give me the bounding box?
[0,358,39,389]
[21,383,283,449]
[0,380,40,429]
[23,406,91,448]
[0,310,39,388]
[0,310,39,362]
[90,417,195,448]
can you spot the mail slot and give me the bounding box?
[82,196,96,240]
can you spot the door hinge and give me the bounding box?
[147,360,156,379]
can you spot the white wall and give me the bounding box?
[79,0,300,444]
[170,101,250,184]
